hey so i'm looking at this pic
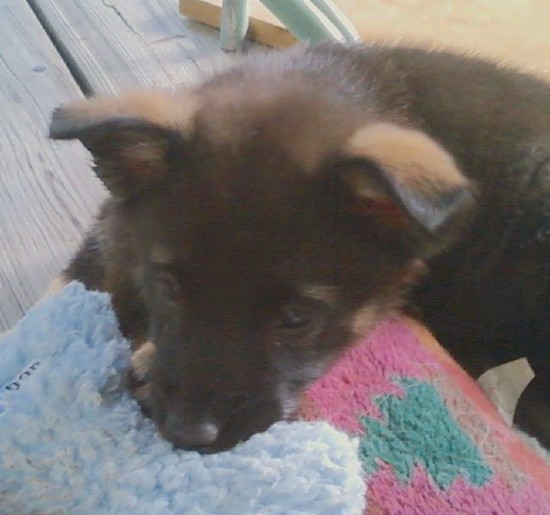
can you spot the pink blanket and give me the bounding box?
[299,317,550,514]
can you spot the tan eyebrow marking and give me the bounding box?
[300,285,340,304]
[350,304,379,336]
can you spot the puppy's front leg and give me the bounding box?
[64,231,154,409]
[128,340,156,414]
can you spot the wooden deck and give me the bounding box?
[0,0,221,331]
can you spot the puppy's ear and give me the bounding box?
[49,91,196,198]
[336,123,476,249]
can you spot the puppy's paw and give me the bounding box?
[130,340,156,383]
[128,340,156,416]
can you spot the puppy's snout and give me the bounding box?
[153,384,283,452]
[150,360,283,452]
[162,413,220,452]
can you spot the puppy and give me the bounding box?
[49,43,550,452]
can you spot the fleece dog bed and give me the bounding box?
[1,282,549,514]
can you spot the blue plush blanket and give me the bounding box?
[0,282,364,515]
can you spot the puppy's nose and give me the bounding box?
[163,414,220,451]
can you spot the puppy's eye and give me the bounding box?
[277,305,313,329]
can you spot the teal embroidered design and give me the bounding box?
[359,377,492,488]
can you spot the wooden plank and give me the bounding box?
[0,0,106,331]
[180,0,550,78]
[28,0,224,95]
[0,0,232,331]
[181,0,296,48]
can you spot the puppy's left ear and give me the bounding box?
[49,91,196,198]
[336,122,476,247]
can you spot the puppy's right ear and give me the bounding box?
[335,122,476,255]
[49,91,196,198]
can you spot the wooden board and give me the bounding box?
[181,0,296,48]
[28,0,223,95]
[0,0,230,331]
[0,0,105,331]
[180,0,550,77]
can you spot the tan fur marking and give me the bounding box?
[61,89,198,135]
[131,340,156,382]
[350,304,379,336]
[345,122,467,192]
[197,80,350,173]
[350,260,427,336]
[300,285,340,304]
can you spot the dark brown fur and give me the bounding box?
[50,43,550,451]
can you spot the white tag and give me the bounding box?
[477,358,535,425]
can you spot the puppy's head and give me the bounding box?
[50,78,475,452]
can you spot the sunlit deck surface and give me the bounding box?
[0,0,224,331]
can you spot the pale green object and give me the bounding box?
[220,0,250,51]
[220,0,360,51]
[308,0,360,41]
